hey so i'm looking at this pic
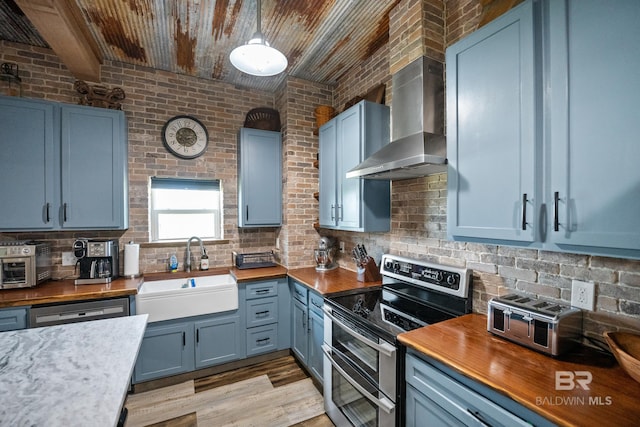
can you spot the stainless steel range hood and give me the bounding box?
[346,56,447,180]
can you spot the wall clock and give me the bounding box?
[162,115,209,159]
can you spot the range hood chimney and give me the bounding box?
[346,56,447,180]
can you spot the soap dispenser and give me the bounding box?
[200,248,209,271]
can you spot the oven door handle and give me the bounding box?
[322,344,395,415]
[323,306,396,357]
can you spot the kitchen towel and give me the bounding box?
[124,242,140,277]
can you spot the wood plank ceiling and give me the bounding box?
[0,0,400,92]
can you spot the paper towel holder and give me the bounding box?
[124,240,142,279]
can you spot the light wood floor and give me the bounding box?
[124,355,335,427]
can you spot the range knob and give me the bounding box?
[435,271,444,283]
[384,259,394,270]
[446,274,458,286]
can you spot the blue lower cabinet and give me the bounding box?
[289,279,324,384]
[195,314,242,369]
[308,308,324,381]
[134,312,243,383]
[405,350,554,427]
[0,307,28,332]
[134,321,194,383]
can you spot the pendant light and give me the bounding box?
[230,0,288,76]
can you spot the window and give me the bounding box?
[150,177,223,242]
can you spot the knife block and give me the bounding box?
[357,257,382,282]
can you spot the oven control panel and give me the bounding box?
[381,254,471,299]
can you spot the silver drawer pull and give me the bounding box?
[323,306,395,357]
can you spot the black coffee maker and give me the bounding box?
[73,239,119,285]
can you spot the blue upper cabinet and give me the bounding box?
[0,97,58,230]
[237,128,282,227]
[446,0,537,243]
[60,105,128,229]
[319,100,391,232]
[546,0,640,255]
[0,96,128,231]
[446,0,640,259]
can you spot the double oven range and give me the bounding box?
[322,254,472,427]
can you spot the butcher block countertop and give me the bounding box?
[399,313,640,427]
[0,276,142,309]
[287,266,382,296]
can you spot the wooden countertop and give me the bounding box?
[0,264,373,308]
[398,313,640,426]
[287,267,381,295]
[0,276,142,308]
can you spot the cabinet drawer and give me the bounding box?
[246,297,278,328]
[406,354,531,427]
[245,281,278,300]
[0,307,28,332]
[292,282,308,305]
[246,323,278,356]
[308,291,324,315]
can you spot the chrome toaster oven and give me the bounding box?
[0,241,51,289]
[488,294,582,356]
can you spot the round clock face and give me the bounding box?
[162,115,209,159]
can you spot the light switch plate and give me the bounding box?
[571,279,595,311]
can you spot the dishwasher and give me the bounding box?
[29,297,130,328]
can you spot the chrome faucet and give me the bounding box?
[185,236,203,272]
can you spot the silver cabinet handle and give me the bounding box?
[63,203,68,222]
[322,344,395,414]
[323,306,396,357]
[330,204,335,221]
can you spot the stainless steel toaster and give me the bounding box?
[488,294,582,356]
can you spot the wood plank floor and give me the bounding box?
[124,355,335,427]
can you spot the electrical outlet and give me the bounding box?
[571,279,595,311]
[62,251,77,266]
[339,241,345,253]
[276,237,280,249]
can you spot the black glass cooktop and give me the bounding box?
[326,281,471,342]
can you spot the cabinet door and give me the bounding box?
[0,308,28,332]
[0,97,58,230]
[319,119,338,227]
[446,1,537,243]
[238,128,282,227]
[134,321,194,383]
[60,105,127,229]
[291,299,308,365]
[547,0,640,254]
[336,104,363,229]
[195,314,242,369]
[406,384,463,427]
[308,308,324,383]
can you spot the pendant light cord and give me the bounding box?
[256,0,262,35]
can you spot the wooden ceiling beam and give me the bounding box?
[14,0,102,82]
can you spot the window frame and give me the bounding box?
[149,177,223,242]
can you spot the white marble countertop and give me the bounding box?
[0,314,148,427]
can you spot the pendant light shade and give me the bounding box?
[230,0,287,76]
